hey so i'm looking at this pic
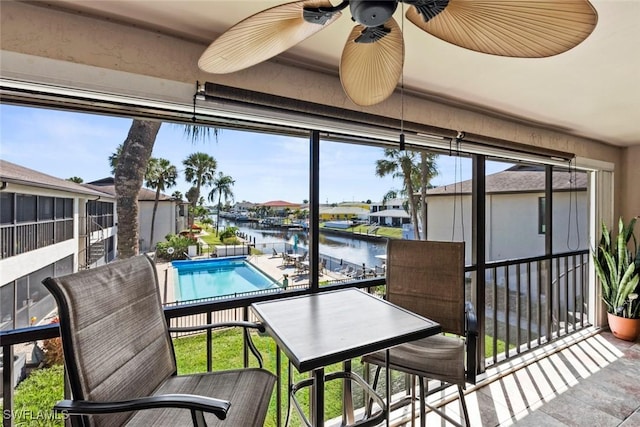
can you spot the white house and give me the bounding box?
[0,160,116,331]
[426,165,589,265]
[85,178,189,252]
[369,198,411,227]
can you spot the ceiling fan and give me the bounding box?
[198,0,597,106]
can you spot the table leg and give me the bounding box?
[312,367,325,426]
[386,349,390,427]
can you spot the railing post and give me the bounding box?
[243,306,249,367]
[3,345,14,427]
[206,312,212,372]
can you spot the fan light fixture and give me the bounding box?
[198,0,598,107]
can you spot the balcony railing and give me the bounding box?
[0,219,74,259]
[1,249,590,427]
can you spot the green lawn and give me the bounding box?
[4,327,510,427]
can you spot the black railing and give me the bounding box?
[1,250,590,427]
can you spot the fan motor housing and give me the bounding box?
[350,0,399,27]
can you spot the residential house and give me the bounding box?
[85,177,189,252]
[319,202,370,222]
[425,165,588,264]
[369,198,411,227]
[0,160,115,331]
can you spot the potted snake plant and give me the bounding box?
[593,216,640,341]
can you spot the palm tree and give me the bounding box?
[171,190,183,201]
[208,172,235,234]
[183,152,217,215]
[145,157,178,248]
[67,176,83,183]
[108,144,124,174]
[418,152,438,239]
[114,120,219,259]
[114,120,161,258]
[376,149,421,239]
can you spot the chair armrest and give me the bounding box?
[54,393,230,420]
[464,301,478,385]
[168,321,266,368]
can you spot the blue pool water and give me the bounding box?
[172,257,280,301]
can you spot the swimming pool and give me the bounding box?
[172,256,280,301]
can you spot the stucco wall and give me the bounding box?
[621,145,640,221]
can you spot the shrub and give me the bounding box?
[218,226,238,240]
[156,234,198,260]
[42,318,64,367]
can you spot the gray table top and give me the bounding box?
[251,288,441,372]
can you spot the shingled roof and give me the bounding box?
[84,177,173,201]
[0,159,110,197]
[427,165,588,196]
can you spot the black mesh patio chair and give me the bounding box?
[42,254,276,427]
[362,239,477,427]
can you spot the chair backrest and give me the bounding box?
[43,255,176,427]
[386,239,465,336]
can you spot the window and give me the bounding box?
[0,192,14,224]
[16,194,37,223]
[38,196,54,220]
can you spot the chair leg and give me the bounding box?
[365,365,382,418]
[458,385,470,427]
[418,377,426,427]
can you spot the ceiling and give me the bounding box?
[47,0,640,147]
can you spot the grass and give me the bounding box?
[3,327,511,427]
[1,364,65,426]
[173,329,352,426]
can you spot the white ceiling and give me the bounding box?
[50,0,640,146]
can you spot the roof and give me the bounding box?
[427,165,588,196]
[0,159,111,197]
[85,177,173,201]
[369,209,411,219]
[258,200,301,208]
[319,206,369,215]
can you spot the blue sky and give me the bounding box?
[0,104,501,204]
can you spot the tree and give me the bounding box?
[108,144,124,175]
[171,190,183,201]
[376,149,438,240]
[67,176,83,183]
[183,152,217,213]
[376,149,421,239]
[114,120,219,259]
[417,152,438,240]
[114,120,161,258]
[145,157,178,249]
[208,172,235,235]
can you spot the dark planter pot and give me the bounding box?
[607,312,640,341]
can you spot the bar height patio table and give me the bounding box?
[251,288,441,426]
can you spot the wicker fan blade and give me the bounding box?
[407,0,598,57]
[340,18,405,106]
[199,0,341,73]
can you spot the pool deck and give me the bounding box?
[156,253,349,304]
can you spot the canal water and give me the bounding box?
[218,219,387,269]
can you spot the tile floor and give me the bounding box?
[424,329,640,427]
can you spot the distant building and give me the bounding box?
[369,198,411,227]
[319,202,370,222]
[85,177,189,252]
[256,200,301,216]
[426,165,588,263]
[0,160,115,330]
